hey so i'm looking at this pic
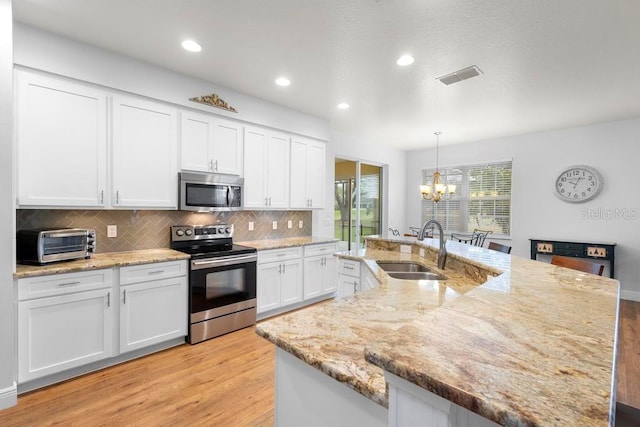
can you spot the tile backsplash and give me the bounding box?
[17,210,313,253]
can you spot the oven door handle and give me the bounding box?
[191,254,257,270]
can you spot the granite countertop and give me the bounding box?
[256,236,619,426]
[15,249,190,279]
[237,236,339,251]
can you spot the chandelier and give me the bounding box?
[420,132,456,202]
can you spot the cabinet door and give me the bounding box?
[306,141,326,208]
[181,111,213,172]
[120,276,187,353]
[212,118,243,175]
[257,263,281,313]
[16,71,107,207]
[18,288,113,382]
[337,275,359,299]
[243,126,268,208]
[303,256,323,300]
[281,259,303,306]
[112,95,178,209]
[266,132,290,208]
[322,256,338,294]
[289,138,308,208]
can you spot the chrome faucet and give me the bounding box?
[418,219,447,270]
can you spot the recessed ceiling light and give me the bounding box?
[396,55,414,66]
[337,103,350,110]
[275,77,291,87]
[181,39,202,52]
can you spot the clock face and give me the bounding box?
[554,165,603,203]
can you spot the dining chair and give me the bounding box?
[471,229,492,247]
[488,242,512,254]
[451,229,492,247]
[550,255,604,276]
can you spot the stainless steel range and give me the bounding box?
[170,224,257,344]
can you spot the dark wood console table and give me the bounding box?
[530,238,616,279]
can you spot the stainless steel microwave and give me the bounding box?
[179,171,244,212]
[17,228,96,265]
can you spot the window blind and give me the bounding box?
[422,160,512,237]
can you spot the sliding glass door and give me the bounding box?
[334,159,382,250]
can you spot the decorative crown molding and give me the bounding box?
[189,93,238,113]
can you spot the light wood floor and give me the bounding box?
[1,300,639,426]
[0,327,274,426]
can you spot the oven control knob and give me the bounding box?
[225,227,231,234]
[176,229,184,236]
[218,227,225,235]
[185,229,193,236]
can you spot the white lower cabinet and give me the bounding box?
[17,269,115,383]
[17,260,188,385]
[337,258,361,298]
[257,247,303,314]
[303,243,338,300]
[119,261,187,353]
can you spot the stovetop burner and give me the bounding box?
[169,224,256,259]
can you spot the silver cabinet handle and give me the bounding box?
[115,190,120,204]
[107,291,110,308]
[343,265,354,270]
[283,263,286,274]
[148,270,164,275]
[123,289,126,304]
[100,190,104,204]
[353,281,358,293]
[214,160,218,171]
[265,197,268,206]
[279,264,282,274]
[268,197,272,206]
[209,159,213,171]
[58,281,81,287]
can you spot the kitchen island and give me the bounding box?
[255,236,619,426]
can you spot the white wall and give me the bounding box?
[313,130,407,241]
[13,23,329,142]
[0,0,16,409]
[406,117,640,299]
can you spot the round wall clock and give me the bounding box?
[554,165,603,203]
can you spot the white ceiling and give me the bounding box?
[12,0,640,150]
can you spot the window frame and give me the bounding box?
[421,159,513,238]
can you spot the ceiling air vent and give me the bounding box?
[436,65,483,85]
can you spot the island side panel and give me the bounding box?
[275,348,387,427]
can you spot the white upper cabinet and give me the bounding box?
[244,126,290,209]
[290,136,326,209]
[180,111,243,175]
[16,70,108,207]
[112,95,178,209]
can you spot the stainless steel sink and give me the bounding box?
[385,271,447,281]
[376,261,446,280]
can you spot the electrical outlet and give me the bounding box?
[287,220,292,229]
[107,225,117,238]
[298,220,303,228]
[248,222,254,231]
[419,248,425,257]
[272,221,278,230]
[400,245,411,254]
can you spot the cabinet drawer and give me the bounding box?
[120,260,187,285]
[304,242,338,258]
[18,269,113,301]
[338,259,361,277]
[258,247,303,264]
